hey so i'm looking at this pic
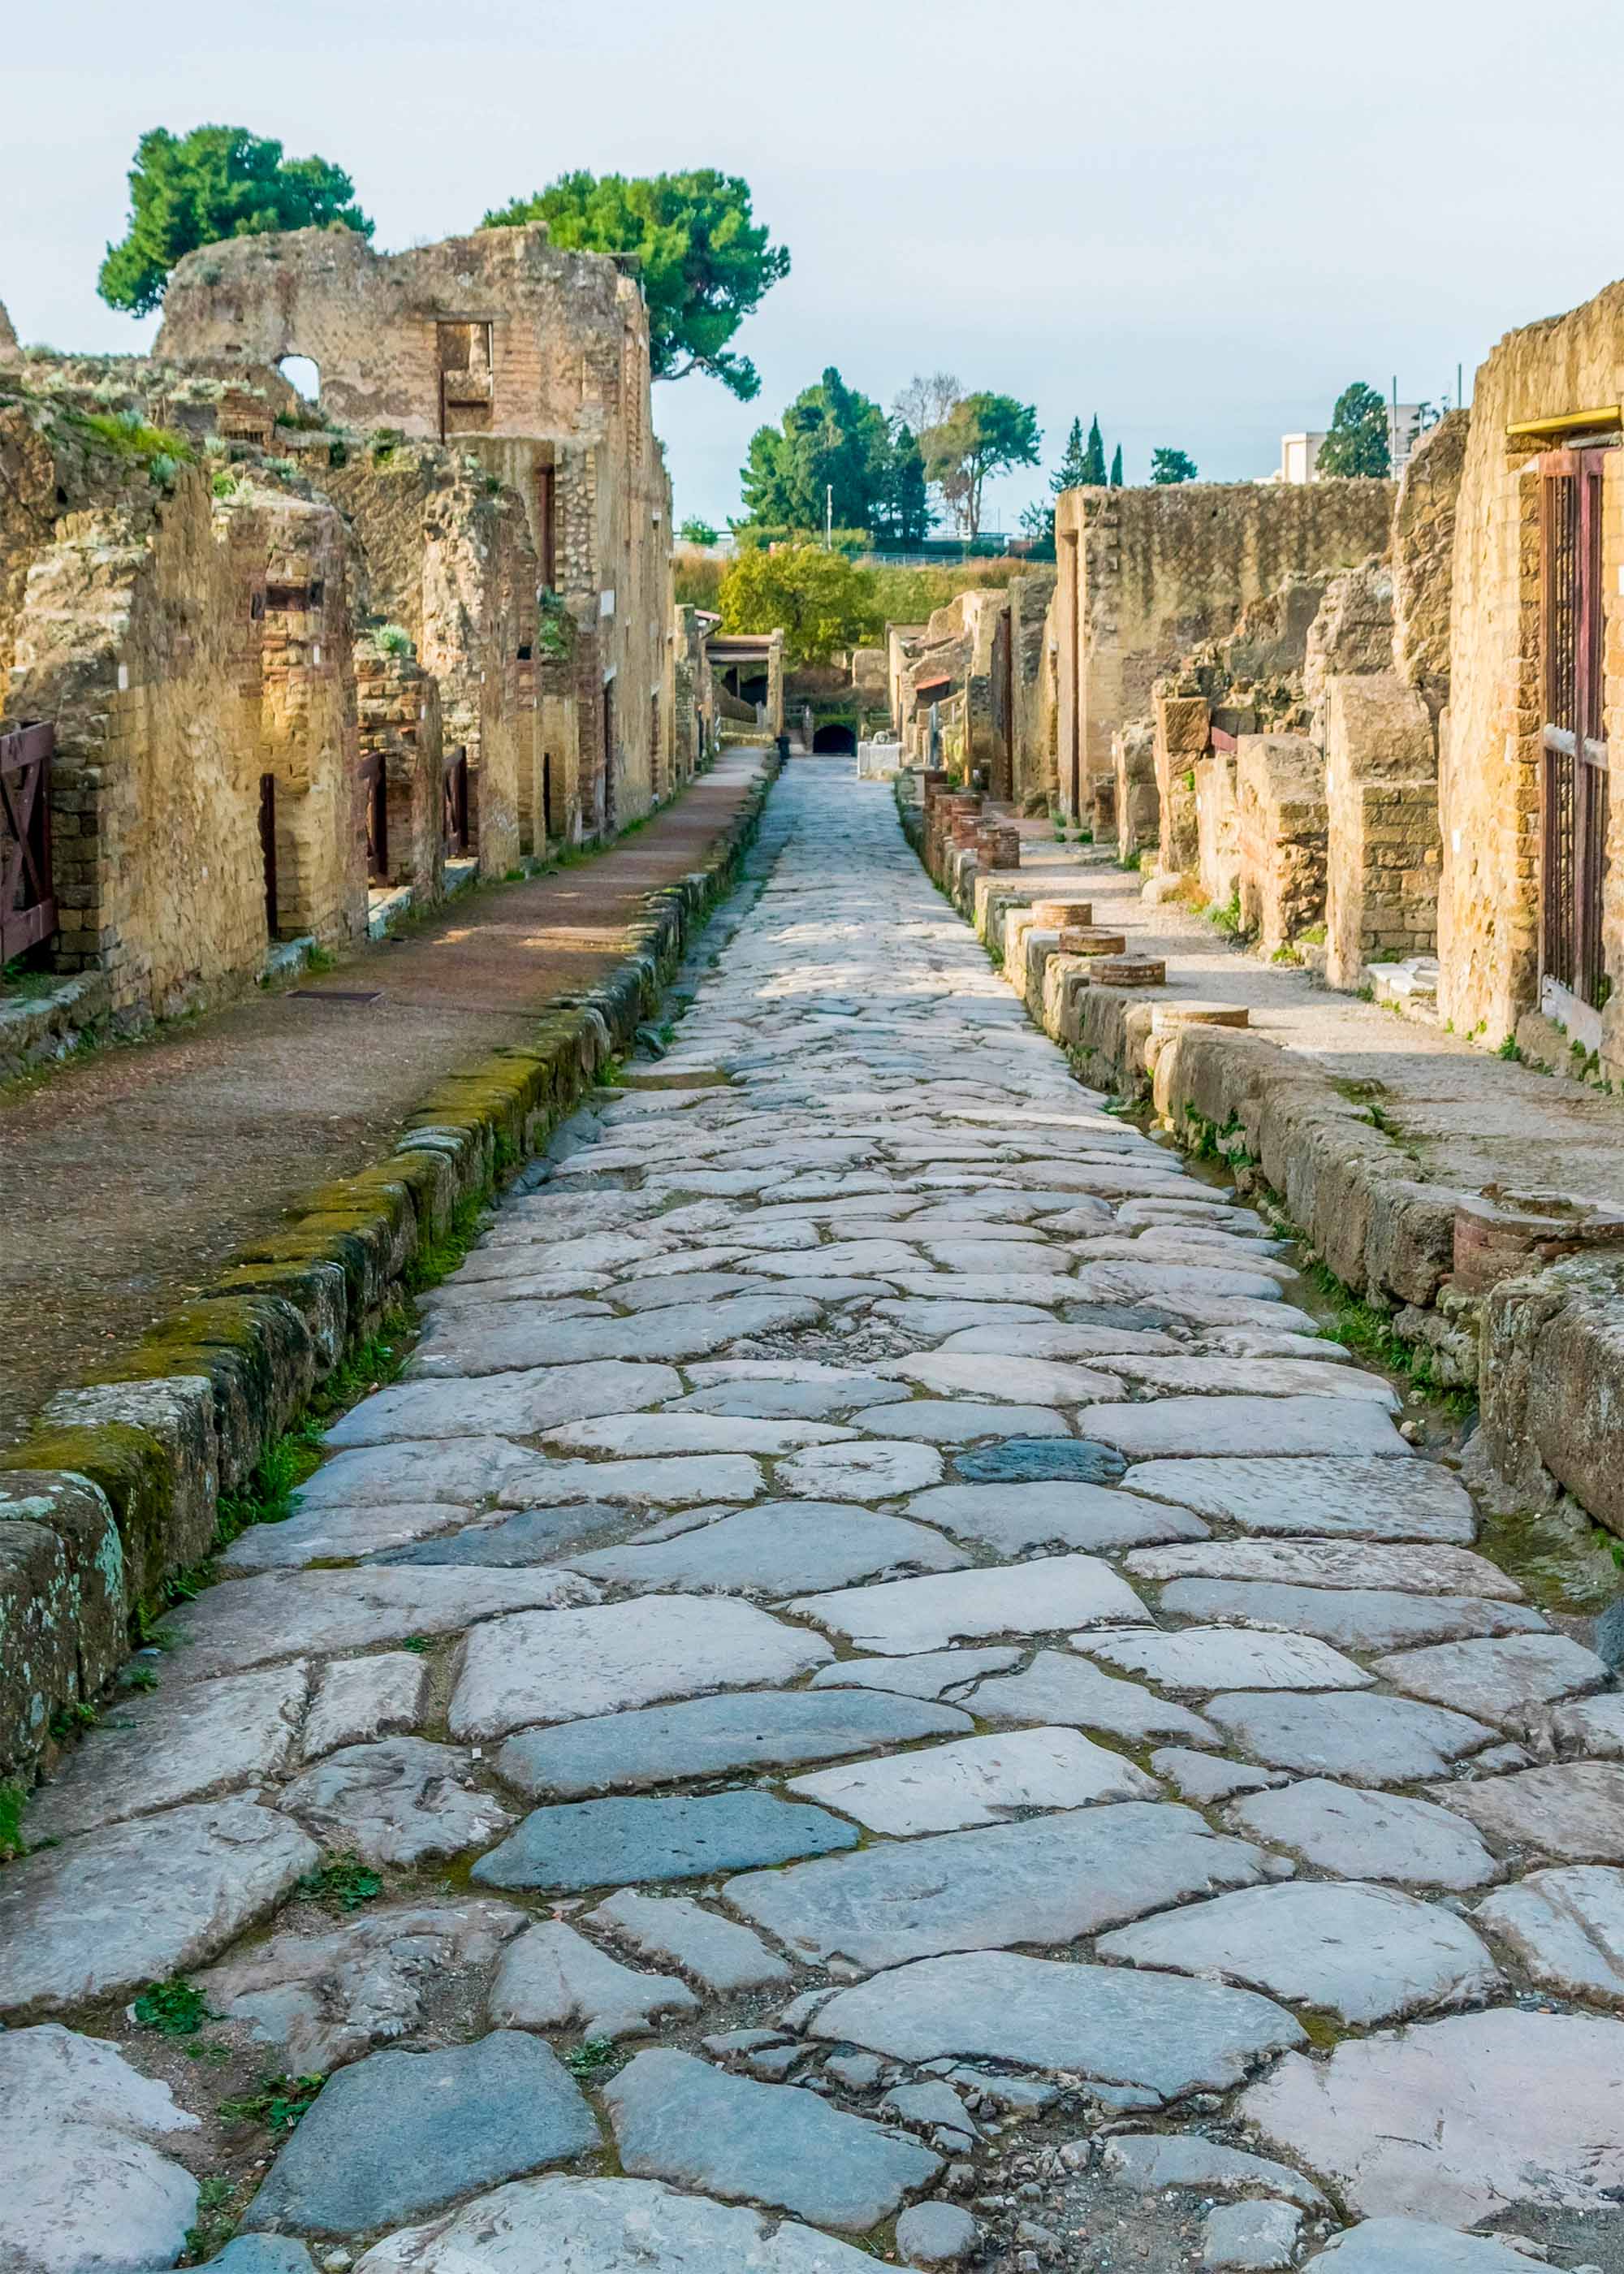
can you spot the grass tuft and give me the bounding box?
[134,1976,213,2036]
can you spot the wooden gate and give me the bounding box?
[0,721,57,962]
[1540,448,1610,1007]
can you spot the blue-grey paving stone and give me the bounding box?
[603,2047,940,2231]
[199,2242,316,2274]
[374,1503,629,1567]
[243,2032,598,2235]
[1064,1303,1180,1333]
[497,1688,972,1799]
[954,1437,1126,1485]
[472,1791,860,1891]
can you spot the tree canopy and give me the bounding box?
[739,369,929,546]
[98,126,373,315]
[482,169,788,402]
[717,543,883,668]
[921,392,1041,538]
[1150,447,1199,485]
[1050,417,1094,495]
[678,517,719,547]
[1316,383,1391,478]
[1080,416,1108,487]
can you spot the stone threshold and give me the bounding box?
[0,759,782,1783]
[900,776,1624,1550]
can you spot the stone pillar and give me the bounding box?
[1235,733,1328,955]
[1324,673,1440,990]
[1152,690,1207,876]
[1194,750,1241,909]
[1112,720,1159,865]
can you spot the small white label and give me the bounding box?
[117,663,129,692]
[600,589,616,617]
[1452,828,1462,854]
[312,643,322,667]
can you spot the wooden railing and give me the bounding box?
[0,721,57,962]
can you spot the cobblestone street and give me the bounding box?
[6,761,1624,2274]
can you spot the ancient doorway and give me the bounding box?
[603,679,617,832]
[438,321,494,441]
[811,723,856,754]
[1540,448,1610,1019]
[258,774,279,936]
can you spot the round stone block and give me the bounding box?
[1058,927,1129,956]
[1091,954,1167,986]
[1030,899,1094,927]
[1150,1001,1250,1035]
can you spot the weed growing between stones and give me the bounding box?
[1306,1262,1473,1416]
[133,1976,214,2036]
[47,1699,99,1742]
[403,1196,486,1295]
[184,2175,237,2263]
[218,2072,326,2135]
[0,1780,25,1861]
[295,1852,383,1913]
[564,2035,620,2078]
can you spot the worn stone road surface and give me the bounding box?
[6,762,1624,2274]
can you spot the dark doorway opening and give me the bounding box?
[812,723,857,754]
[602,680,617,832]
[258,773,279,936]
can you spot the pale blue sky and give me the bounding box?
[8,0,1624,531]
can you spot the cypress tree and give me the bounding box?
[1108,443,1123,486]
[1081,416,1108,486]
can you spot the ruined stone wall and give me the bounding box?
[1324,672,1440,988]
[1393,409,1469,721]
[1440,280,1624,1065]
[1054,480,1395,816]
[1235,733,1328,953]
[154,226,674,839]
[1008,569,1058,808]
[356,638,444,897]
[1112,720,1157,864]
[324,448,531,875]
[10,470,270,1014]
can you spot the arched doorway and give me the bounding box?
[277,355,321,404]
[812,722,857,754]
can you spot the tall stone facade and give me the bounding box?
[1052,481,1396,819]
[1438,279,1624,1070]
[155,224,675,837]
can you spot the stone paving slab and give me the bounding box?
[1472,1865,1624,2001]
[1207,1692,1497,1785]
[724,1802,1271,1970]
[1240,2009,1624,2224]
[348,2174,883,2272]
[0,1801,319,2019]
[1125,1539,1524,1598]
[1082,1624,1372,1693]
[1079,1397,1411,1460]
[278,1737,514,1865]
[807,1951,1305,2099]
[24,1664,310,1840]
[785,1555,1149,1654]
[810,1646,1021,1700]
[1225,1779,1500,1891]
[586,1890,792,1992]
[603,2047,940,2230]
[966,1649,1220,1745]
[473,1791,861,1891]
[1119,1458,1477,1541]
[410,1294,823,1374]
[1154,1580,1545,1650]
[244,2032,599,2236]
[1427,1762,1624,1860]
[787,1724,1159,1831]
[448,1594,831,1738]
[495,1688,972,1798]
[1371,1634,1609,1725]
[564,1500,969,1595]
[1098,1880,1501,2024]
[905,1480,1206,1554]
[486,1920,696,2037]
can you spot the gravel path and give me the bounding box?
[5,761,1622,2274]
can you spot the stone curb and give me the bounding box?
[0,759,780,1780]
[899,776,1624,1543]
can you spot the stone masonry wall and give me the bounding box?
[1324,672,1441,988]
[1440,279,1624,1066]
[1235,733,1328,953]
[356,638,445,897]
[1393,409,1469,722]
[1054,479,1395,817]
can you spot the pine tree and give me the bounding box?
[1050,417,1093,496]
[1081,416,1108,486]
[1109,443,1123,487]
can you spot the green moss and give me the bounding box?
[2,1420,173,1604]
[0,1783,28,1862]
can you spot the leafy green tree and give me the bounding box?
[1019,499,1056,546]
[738,369,926,544]
[1150,447,1199,484]
[1109,443,1124,487]
[1050,417,1095,495]
[718,543,883,667]
[98,126,372,315]
[922,392,1041,538]
[483,169,788,401]
[678,517,719,547]
[1316,383,1391,478]
[1081,416,1108,486]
